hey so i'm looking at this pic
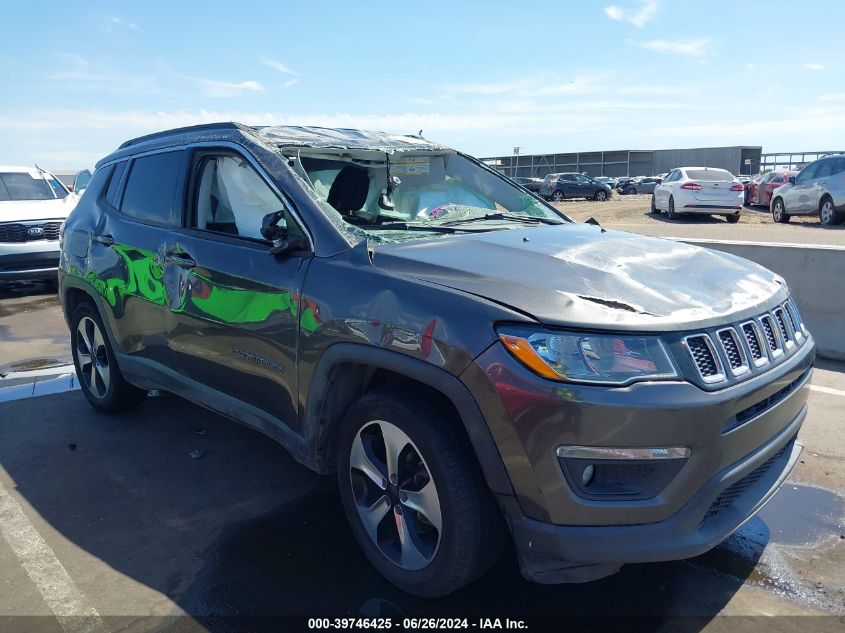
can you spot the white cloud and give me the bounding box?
[636,36,713,57]
[282,78,299,89]
[109,16,140,31]
[262,58,299,76]
[604,0,659,27]
[804,63,824,70]
[176,75,265,98]
[48,54,158,94]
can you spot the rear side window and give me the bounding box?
[120,151,185,225]
[105,161,127,207]
[834,157,845,175]
[684,169,733,182]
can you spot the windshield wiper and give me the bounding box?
[437,212,562,227]
[360,222,472,233]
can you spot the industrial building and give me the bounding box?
[482,145,763,179]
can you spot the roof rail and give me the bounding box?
[117,122,251,149]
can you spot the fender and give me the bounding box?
[303,342,514,496]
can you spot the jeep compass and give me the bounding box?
[59,123,814,597]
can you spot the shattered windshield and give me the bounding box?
[278,148,569,244]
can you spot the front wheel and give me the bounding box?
[772,198,790,223]
[70,303,147,413]
[336,389,502,597]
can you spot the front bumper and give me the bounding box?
[0,242,60,282]
[461,328,814,582]
[501,409,803,583]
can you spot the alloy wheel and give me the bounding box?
[595,191,607,201]
[349,420,442,571]
[773,200,785,222]
[76,316,110,398]
[821,200,834,224]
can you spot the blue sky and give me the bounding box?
[1,0,843,169]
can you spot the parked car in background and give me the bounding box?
[770,154,845,225]
[512,176,543,193]
[652,167,743,222]
[539,172,612,201]
[59,122,813,597]
[746,171,797,207]
[595,176,618,188]
[0,166,78,286]
[619,177,661,195]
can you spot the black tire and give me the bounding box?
[819,196,841,225]
[625,186,636,195]
[594,190,608,201]
[336,389,503,597]
[551,190,565,202]
[726,212,741,223]
[70,302,147,413]
[667,196,679,220]
[772,197,790,223]
[650,195,658,213]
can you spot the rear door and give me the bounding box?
[560,174,579,197]
[809,158,836,210]
[163,147,312,429]
[92,151,186,366]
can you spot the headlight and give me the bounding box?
[497,326,679,385]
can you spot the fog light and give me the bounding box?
[557,445,690,500]
[581,464,595,487]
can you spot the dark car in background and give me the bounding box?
[539,172,612,201]
[59,123,813,598]
[618,177,661,195]
[512,176,543,193]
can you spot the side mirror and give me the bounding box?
[73,169,92,195]
[261,210,308,256]
[788,176,796,185]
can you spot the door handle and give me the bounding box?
[93,234,114,247]
[165,252,197,269]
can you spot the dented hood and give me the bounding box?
[373,224,788,332]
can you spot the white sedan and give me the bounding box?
[651,167,744,223]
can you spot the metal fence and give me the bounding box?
[760,151,844,172]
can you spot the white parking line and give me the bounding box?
[809,384,845,397]
[0,479,104,633]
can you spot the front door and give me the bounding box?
[163,149,312,430]
[784,161,819,213]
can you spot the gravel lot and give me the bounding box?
[554,195,845,246]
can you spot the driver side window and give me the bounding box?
[193,154,303,241]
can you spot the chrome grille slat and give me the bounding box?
[717,328,749,376]
[683,334,725,384]
[740,321,768,368]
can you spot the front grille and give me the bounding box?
[741,323,764,362]
[681,301,806,387]
[718,329,744,372]
[685,335,722,380]
[773,307,793,347]
[0,222,62,243]
[701,438,794,524]
[760,315,779,354]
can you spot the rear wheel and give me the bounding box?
[726,212,741,223]
[667,196,679,220]
[625,186,636,195]
[594,190,608,201]
[336,389,502,597]
[772,198,790,223]
[551,190,565,202]
[650,195,658,213]
[70,303,147,413]
[820,197,841,225]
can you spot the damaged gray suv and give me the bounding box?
[59,123,814,597]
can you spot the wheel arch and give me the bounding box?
[303,343,513,495]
